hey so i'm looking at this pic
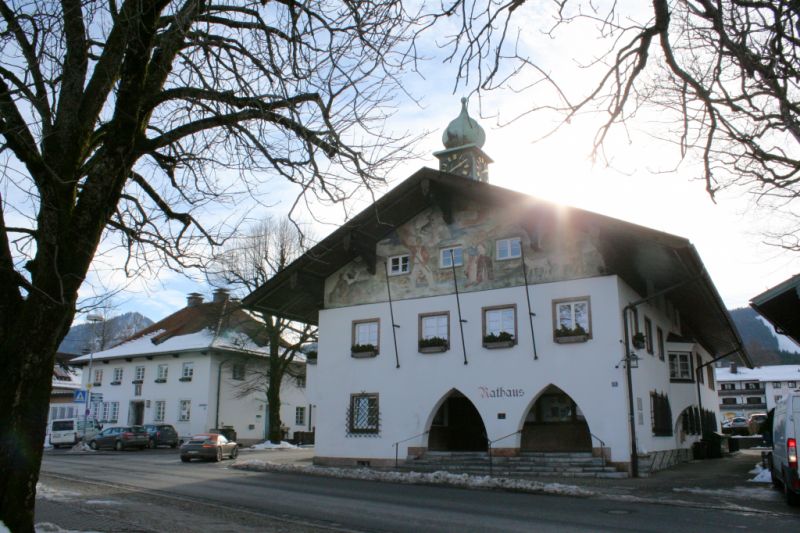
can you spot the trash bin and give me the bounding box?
[702,432,726,459]
[728,435,740,452]
[692,441,707,460]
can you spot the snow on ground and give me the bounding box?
[36,483,81,502]
[1,520,9,533]
[672,486,780,502]
[231,459,594,497]
[748,463,773,483]
[34,523,101,533]
[248,441,298,450]
[66,442,95,453]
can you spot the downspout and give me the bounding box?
[449,250,468,365]
[520,247,538,360]
[383,260,401,369]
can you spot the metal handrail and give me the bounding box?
[486,429,522,477]
[589,432,607,468]
[393,431,430,468]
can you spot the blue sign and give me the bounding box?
[73,389,87,403]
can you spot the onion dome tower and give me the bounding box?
[433,97,492,182]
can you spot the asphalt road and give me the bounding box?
[39,448,798,532]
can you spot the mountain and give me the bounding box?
[729,307,800,366]
[59,312,153,355]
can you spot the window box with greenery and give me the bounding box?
[179,376,192,382]
[553,324,589,344]
[351,343,378,358]
[110,381,121,386]
[418,336,449,353]
[154,378,167,384]
[92,382,102,387]
[631,332,646,350]
[482,331,515,349]
[131,379,143,385]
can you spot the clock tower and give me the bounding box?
[433,98,493,182]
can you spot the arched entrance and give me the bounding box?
[428,390,487,451]
[520,385,591,452]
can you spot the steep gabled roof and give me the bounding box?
[751,273,800,347]
[243,166,749,363]
[71,299,270,362]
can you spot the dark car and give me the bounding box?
[143,424,179,448]
[180,433,239,462]
[89,426,149,451]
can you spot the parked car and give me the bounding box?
[722,416,748,431]
[770,392,800,506]
[748,413,768,435]
[49,418,102,448]
[180,433,239,462]
[142,424,179,448]
[89,426,149,451]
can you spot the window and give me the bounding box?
[644,317,653,355]
[440,246,463,268]
[352,319,379,355]
[790,381,797,388]
[650,391,673,436]
[744,382,761,390]
[721,382,736,390]
[721,397,737,405]
[773,381,782,388]
[707,365,715,389]
[389,254,410,275]
[92,369,103,385]
[157,364,168,381]
[553,297,591,337]
[419,312,449,351]
[232,364,245,381]
[134,383,142,396]
[746,397,763,405]
[109,402,119,423]
[495,237,521,260]
[483,305,517,345]
[348,393,379,435]
[135,366,145,381]
[775,395,783,403]
[112,367,123,383]
[101,402,110,422]
[296,375,306,388]
[182,362,194,378]
[656,327,665,361]
[696,355,704,384]
[669,352,693,381]
[295,406,306,426]
[154,400,165,422]
[179,400,191,421]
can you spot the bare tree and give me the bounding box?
[429,0,800,247]
[212,217,316,444]
[0,1,421,529]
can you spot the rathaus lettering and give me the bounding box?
[479,386,525,399]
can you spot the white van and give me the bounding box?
[770,390,800,506]
[49,418,102,448]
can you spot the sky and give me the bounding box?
[74,2,797,325]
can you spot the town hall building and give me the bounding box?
[244,100,750,476]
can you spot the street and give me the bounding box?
[38,448,799,532]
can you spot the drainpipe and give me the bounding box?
[215,358,231,429]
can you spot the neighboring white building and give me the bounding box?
[71,289,311,444]
[716,363,800,419]
[244,101,749,476]
[45,354,84,442]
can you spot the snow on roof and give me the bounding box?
[715,364,800,382]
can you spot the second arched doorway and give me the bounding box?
[428,390,487,452]
[520,385,592,452]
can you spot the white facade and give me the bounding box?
[716,364,800,418]
[311,274,720,467]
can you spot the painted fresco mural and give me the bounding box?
[324,198,607,308]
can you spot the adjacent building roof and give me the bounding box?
[243,166,749,365]
[750,273,800,346]
[715,364,800,383]
[71,296,270,363]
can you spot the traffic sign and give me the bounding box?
[73,389,87,403]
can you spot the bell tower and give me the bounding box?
[433,98,492,182]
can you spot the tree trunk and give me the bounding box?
[267,367,283,444]
[0,297,76,532]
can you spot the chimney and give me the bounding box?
[213,288,230,304]
[186,292,204,307]
[730,362,737,374]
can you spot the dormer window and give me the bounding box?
[496,237,521,260]
[389,254,410,275]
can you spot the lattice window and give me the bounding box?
[346,393,380,436]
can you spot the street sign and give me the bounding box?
[91,392,103,403]
[73,389,87,403]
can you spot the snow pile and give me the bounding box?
[231,460,594,497]
[36,483,80,502]
[35,523,101,533]
[66,442,95,453]
[748,463,772,483]
[1,520,10,533]
[248,441,298,450]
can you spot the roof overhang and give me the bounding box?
[243,167,749,364]
[751,273,800,346]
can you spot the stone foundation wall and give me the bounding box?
[637,448,692,477]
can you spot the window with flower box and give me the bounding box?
[418,312,449,353]
[552,297,591,343]
[351,319,379,357]
[482,305,517,348]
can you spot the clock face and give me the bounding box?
[445,153,472,176]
